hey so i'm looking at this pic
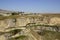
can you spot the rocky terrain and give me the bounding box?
[0,9,60,40]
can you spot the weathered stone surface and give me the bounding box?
[0,14,60,40]
[49,17,60,25]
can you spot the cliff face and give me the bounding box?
[0,13,60,40]
[0,14,60,29]
[49,17,60,25]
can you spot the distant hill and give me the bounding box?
[0,9,60,14]
[0,9,14,13]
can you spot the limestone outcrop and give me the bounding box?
[0,13,60,40]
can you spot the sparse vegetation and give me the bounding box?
[9,35,27,40]
[0,12,60,40]
[42,30,60,40]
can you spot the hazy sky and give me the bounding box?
[0,0,60,13]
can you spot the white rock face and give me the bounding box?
[6,19,16,27]
[0,19,15,31]
[16,17,30,26]
[49,17,60,25]
[0,20,8,31]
